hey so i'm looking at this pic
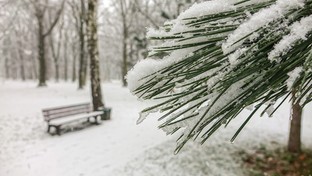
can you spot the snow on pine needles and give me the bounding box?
[127,0,312,153]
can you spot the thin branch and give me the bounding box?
[43,0,65,37]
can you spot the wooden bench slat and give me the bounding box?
[43,103,92,121]
[42,103,91,112]
[44,108,92,120]
[49,111,103,126]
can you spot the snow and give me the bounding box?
[222,0,305,54]
[286,67,303,90]
[127,46,201,93]
[268,15,312,62]
[177,0,236,20]
[0,81,168,176]
[112,100,312,176]
[0,81,311,176]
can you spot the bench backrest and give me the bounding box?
[42,103,92,122]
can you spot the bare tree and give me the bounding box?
[48,14,64,82]
[69,0,88,89]
[29,0,65,86]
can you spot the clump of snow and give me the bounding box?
[177,0,236,20]
[146,27,168,38]
[127,46,200,94]
[268,15,312,62]
[286,67,303,90]
[222,0,305,54]
[127,58,165,92]
[228,48,247,66]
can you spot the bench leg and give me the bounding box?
[56,126,61,136]
[47,125,52,133]
[94,116,99,125]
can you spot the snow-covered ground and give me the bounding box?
[0,81,168,176]
[0,81,311,176]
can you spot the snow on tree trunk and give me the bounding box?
[87,0,104,111]
[288,90,302,153]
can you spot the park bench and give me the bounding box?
[42,103,108,135]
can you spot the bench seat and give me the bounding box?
[49,111,103,126]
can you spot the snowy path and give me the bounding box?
[0,81,168,176]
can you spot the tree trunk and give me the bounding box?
[288,91,302,153]
[55,62,60,82]
[121,34,128,87]
[87,0,104,111]
[38,18,47,87]
[78,0,87,89]
[32,55,38,80]
[72,45,77,82]
[4,57,10,79]
[18,49,26,81]
[120,0,128,87]
[72,54,77,82]
[64,36,68,81]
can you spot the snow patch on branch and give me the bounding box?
[127,47,200,94]
[268,15,312,62]
[222,0,305,54]
[286,67,303,90]
[177,0,237,20]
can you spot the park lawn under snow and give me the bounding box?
[0,81,311,176]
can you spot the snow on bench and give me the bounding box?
[42,103,104,135]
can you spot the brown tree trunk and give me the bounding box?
[78,0,87,89]
[32,55,38,80]
[87,0,104,111]
[120,0,128,87]
[55,62,60,82]
[64,33,68,81]
[18,49,26,81]
[38,18,47,87]
[4,57,10,79]
[121,32,128,87]
[72,45,77,82]
[288,91,302,153]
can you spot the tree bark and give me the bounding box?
[78,0,87,89]
[120,0,128,87]
[72,45,77,82]
[4,57,10,79]
[87,0,104,111]
[18,48,26,81]
[121,32,128,87]
[288,91,302,153]
[64,32,68,81]
[31,54,38,80]
[37,17,47,86]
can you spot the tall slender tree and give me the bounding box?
[87,0,104,110]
